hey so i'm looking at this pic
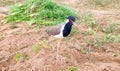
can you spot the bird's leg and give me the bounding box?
[57,39,62,47]
[48,35,56,43]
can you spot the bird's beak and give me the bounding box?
[73,22,78,28]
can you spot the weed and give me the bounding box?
[68,66,77,71]
[102,20,117,34]
[6,0,76,26]
[15,52,29,61]
[32,40,51,53]
[80,47,90,54]
[82,28,97,36]
[102,34,120,43]
[84,37,107,52]
[39,40,51,49]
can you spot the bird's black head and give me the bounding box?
[67,16,76,22]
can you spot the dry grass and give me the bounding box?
[89,0,120,9]
[56,0,120,10]
[0,0,26,6]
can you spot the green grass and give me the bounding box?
[68,66,77,71]
[15,52,29,61]
[6,0,76,26]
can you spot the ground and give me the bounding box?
[0,0,120,71]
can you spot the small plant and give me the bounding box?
[15,52,29,61]
[68,66,77,71]
[39,40,51,49]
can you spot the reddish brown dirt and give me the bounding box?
[0,12,120,71]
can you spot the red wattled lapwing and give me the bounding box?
[46,16,78,38]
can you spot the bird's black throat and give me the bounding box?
[63,22,72,37]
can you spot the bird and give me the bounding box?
[46,16,78,38]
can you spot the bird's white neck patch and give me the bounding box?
[65,19,69,23]
[53,24,65,38]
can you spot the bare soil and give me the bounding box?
[0,0,120,71]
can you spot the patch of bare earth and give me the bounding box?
[0,14,120,71]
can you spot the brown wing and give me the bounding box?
[46,23,65,35]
